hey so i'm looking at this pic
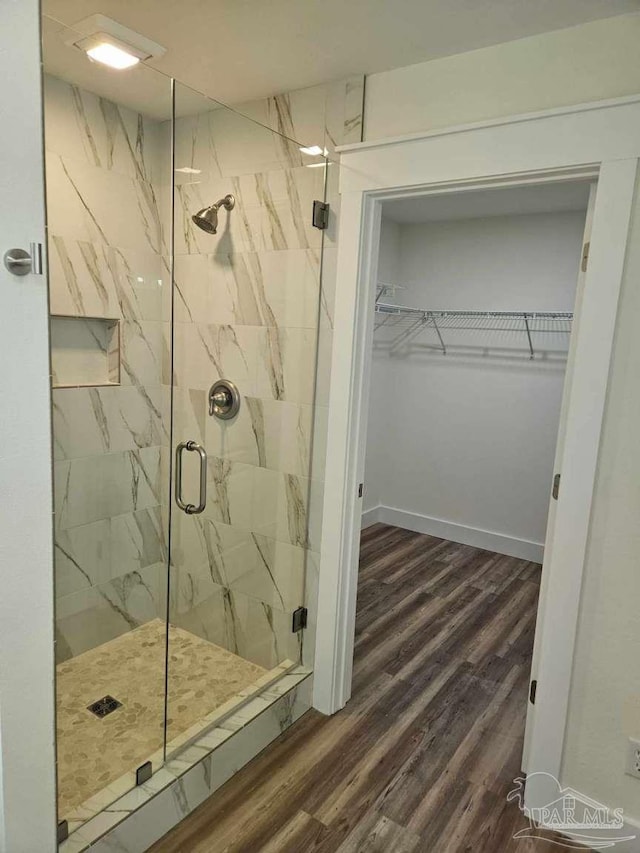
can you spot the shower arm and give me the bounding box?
[213,195,235,211]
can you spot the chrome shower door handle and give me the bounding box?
[175,440,207,514]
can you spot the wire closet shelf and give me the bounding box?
[374,302,573,359]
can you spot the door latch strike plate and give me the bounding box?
[529,679,537,705]
[552,473,561,501]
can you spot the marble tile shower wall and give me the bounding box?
[45,71,364,668]
[45,75,171,661]
[169,76,364,670]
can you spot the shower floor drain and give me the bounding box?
[87,695,122,718]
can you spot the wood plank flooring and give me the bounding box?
[150,524,570,852]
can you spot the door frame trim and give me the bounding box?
[313,96,640,810]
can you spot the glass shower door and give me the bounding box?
[45,9,334,844]
[165,81,327,754]
[43,13,175,834]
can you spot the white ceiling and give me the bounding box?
[42,15,208,120]
[42,0,640,117]
[381,181,592,224]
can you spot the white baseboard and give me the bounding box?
[364,505,544,562]
[361,506,381,529]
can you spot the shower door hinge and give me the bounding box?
[57,820,69,844]
[136,761,153,786]
[312,200,329,230]
[292,606,308,633]
[581,241,590,272]
[552,473,561,501]
[529,679,537,705]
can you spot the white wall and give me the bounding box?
[362,218,399,516]
[360,21,640,814]
[360,28,640,814]
[363,211,585,556]
[0,0,57,849]
[364,13,640,140]
[561,172,640,824]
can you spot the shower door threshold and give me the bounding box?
[57,620,293,833]
[163,656,304,762]
[58,665,312,853]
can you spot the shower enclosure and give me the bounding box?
[45,17,328,840]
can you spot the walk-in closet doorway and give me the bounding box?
[315,97,639,824]
[359,177,593,777]
[364,180,592,560]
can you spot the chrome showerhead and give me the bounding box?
[191,194,235,234]
[191,207,218,234]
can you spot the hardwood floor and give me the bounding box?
[150,524,569,852]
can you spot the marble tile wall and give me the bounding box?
[169,76,364,671]
[46,71,364,670]
[45,74,171,660]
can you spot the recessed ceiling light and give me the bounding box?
[65,14,165,71]
[86,41,140,69]
[175,166,202,174]
[299,145,326,156]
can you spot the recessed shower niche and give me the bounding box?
[50,315,120,388]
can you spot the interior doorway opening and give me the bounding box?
[363,180,593,560]
[350,177,596,832]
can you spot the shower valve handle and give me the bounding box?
[208,380,241,420]
[210,388,231,412]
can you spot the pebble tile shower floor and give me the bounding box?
[56,619,266,821]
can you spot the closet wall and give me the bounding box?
[363,219,400,515]
[364,208,585,560]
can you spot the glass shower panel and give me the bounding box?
[166,81,327,754]
[43,12,174,830]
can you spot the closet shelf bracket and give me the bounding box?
[523,313,534,360]
[430,312,447,355]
